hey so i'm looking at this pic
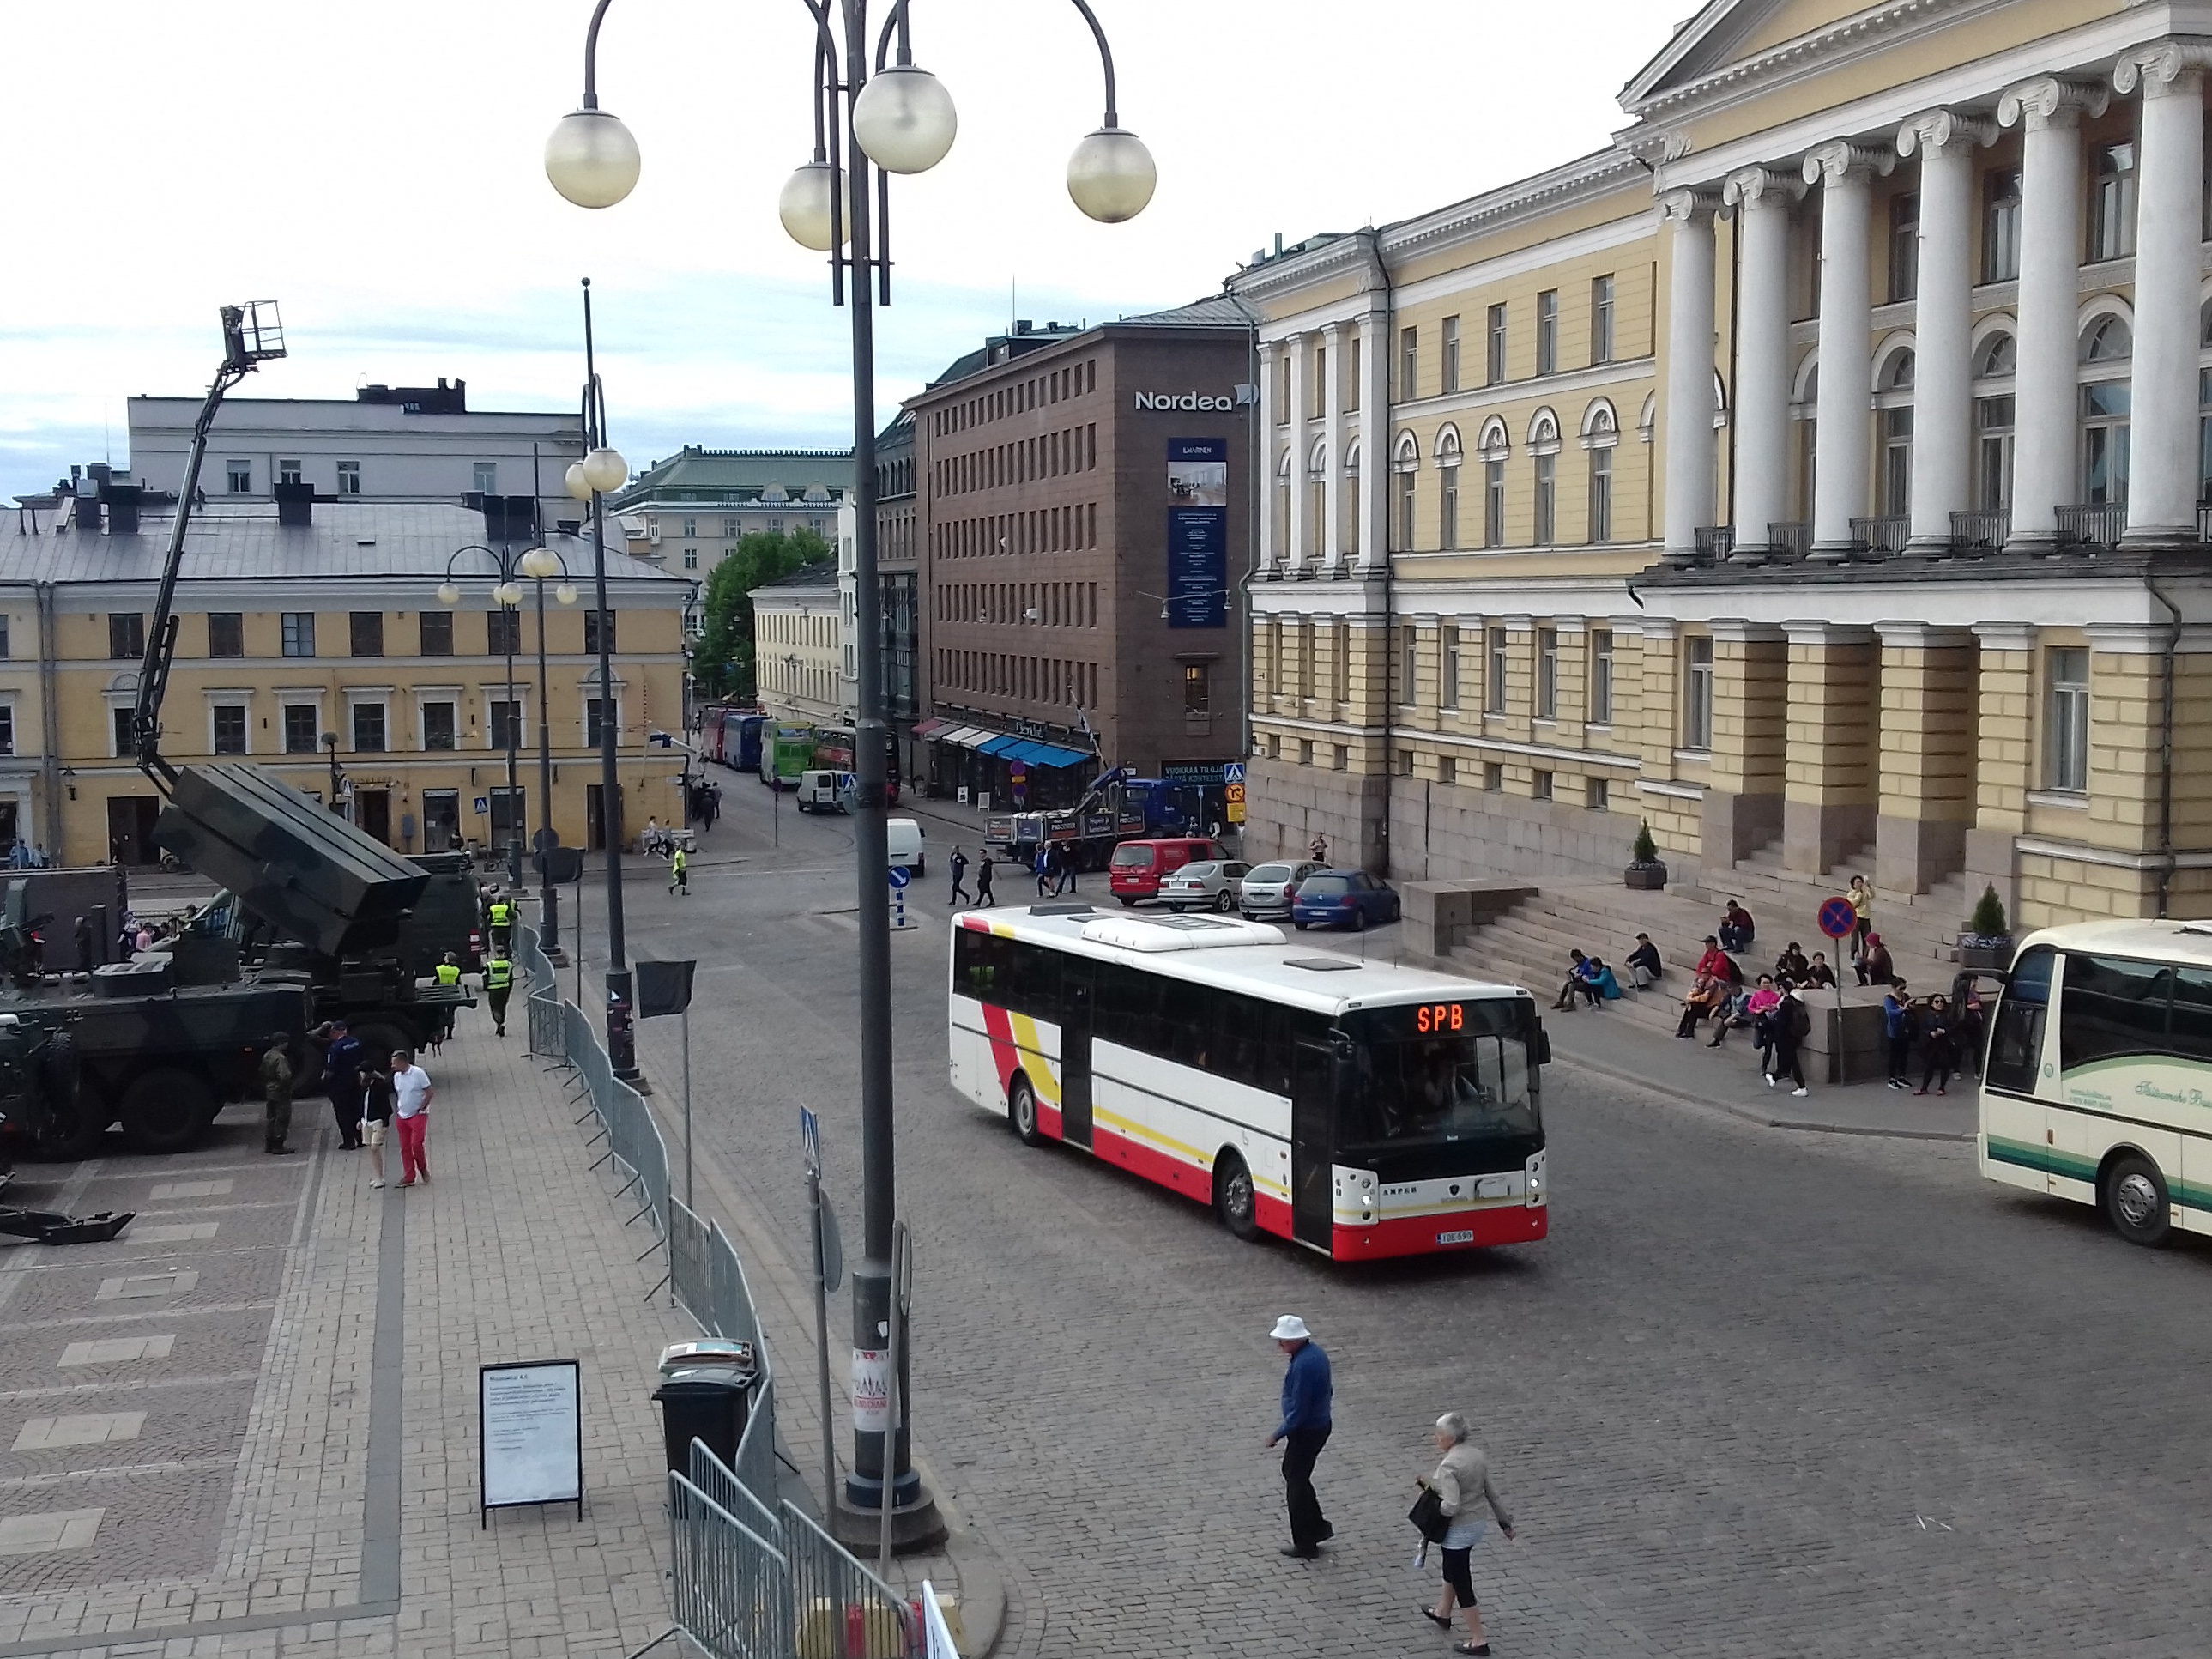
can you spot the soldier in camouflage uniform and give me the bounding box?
[260,1032,296,1155]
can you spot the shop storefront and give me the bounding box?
[914,718,1096,811]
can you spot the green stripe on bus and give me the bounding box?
[1987,1135,2212,1211]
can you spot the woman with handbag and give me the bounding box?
[1416,1412,1516,1655]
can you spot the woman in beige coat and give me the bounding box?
[1417,1411,1516,1656]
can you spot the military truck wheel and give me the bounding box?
[352,1023,412,1071]
[33,1089,106,1161]
[120,1069,214,1155]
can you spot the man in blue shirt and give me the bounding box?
[1263,1314,1333,1558]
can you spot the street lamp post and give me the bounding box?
[546,0,1155,1549]
[438,544,524,869]
[322,730,343,814]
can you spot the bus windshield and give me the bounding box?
[1335,1005,1541,1150]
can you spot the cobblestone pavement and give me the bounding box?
[608,777,2212,1659]
[0,999,703,1658]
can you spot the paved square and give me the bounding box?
[11,1414,145,1452]
[132,1223,220,1244]
[92,1269,196,1301]
[56,1337,175,1367]
[0,1511,100,1559]
[148,1180,233,1200]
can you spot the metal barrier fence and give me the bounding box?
[678,1440,918,1659]
[517,923,912,1658]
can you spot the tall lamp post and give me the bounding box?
[436,543,528,869]
[557,285,640,1084]
[546,0,1156,1548]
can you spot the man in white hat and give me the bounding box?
[1263,1314,1333,1558]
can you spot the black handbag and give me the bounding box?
[1408,1485,1451,1543]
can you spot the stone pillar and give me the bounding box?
[1804,142,1892,563]
[1782,623,1877,873]
[1285,331,1312,571]
[1256,339,1279,574]
[1321,321,1347,572]
[1966,622,2036,921]
[1635,618,1678,779]
[1721,167,1803,561]
[1875,623,1978,895]
[1357,308,1391,572]
[2116,45,2211,545]
[1895,111,1991,556]
[1659,191,1720,566]
[1997,78,2104,551]
[1704,621,1788,865]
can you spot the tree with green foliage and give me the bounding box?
[692,528,833,699]
[1967,883,2010,941]
[1631,820,1659,865]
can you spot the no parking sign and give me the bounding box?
[1817,897,1857,940]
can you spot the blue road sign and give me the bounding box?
[887,865,912,890]
[1224,761,1246,784]
[801,1105,820,1175]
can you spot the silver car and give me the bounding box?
[1239,860,1324,921]
[1158,859,1252,913]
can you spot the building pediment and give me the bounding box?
[1618,0,2104,120]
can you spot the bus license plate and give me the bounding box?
[1435,1228,1475,1246]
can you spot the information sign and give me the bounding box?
[479,1359,583,1525]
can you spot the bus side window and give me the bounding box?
[2172,968,2212,1065]
[2059,952,2173,1071]
[1985,946,2054,1094]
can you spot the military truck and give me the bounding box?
[0,1010,134,1243]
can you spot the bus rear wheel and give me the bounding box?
[2104,1152,2172,1247]
[1008,1076,1047,1147]
[1213,1151,1260,1243]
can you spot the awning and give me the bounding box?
[1024,742,1096,769]
[977,733,1028,758]
[999,740,1055,765]
[910,717,948,740]
[940,726,991,748]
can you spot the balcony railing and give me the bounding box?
[1694,524,1735,564]
[2056,502,2127,549]
[1849,514,1910,556]
[1766,521,1811,561]
[1949,508,2010,554]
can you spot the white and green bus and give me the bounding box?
[1980,919,2212,1246]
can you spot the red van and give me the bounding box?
[1108,838,1224,906]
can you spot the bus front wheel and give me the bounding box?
[1008,1076,1047,1147]
[1213,1152,1260,1243]
[2104,1152,2172,1247]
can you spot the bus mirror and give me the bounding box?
[1532,1022,1553,1066]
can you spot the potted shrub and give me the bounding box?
[1959,883,2013,970]
[1624,820,1668,891]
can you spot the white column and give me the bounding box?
[1998,77,2105,550]
[1803,142,1891,563]
[1256,339,1279,572]
[1321,321,1346,572]
[1721,167,1804,560]
[1659,190,1720,566]
[1285,332,1311,571]
[1357,307,1391,572]
[1896,111,1992,556]
[2117,45,2211,543]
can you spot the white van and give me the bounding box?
[797,770,853,814]
[886,817,925,875]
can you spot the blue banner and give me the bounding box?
[1166,438,1228,628]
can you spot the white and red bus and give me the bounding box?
[949,905,1549,1260]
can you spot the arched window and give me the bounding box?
[1273,447,1291,560]
[1883,348,1916,390]
[1529,409,1562,544]
[1580,400,1619,445]
[1584,403,1618,544]
[1975,332,2017,378]
[2082,315,2133,364]
[1393,432,1420,551]
[1435,427,1463,548]
[1343,441,1363,558]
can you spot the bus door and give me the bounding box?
[1060,961,1095,1149]
[1290,1041,1335,1250]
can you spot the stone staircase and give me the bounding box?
[1443,850,1977,1039]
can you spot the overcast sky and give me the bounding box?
[1,1,1679,502]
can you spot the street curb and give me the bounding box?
[632,1082,1012,1658]
[1553,1049,1976,1142]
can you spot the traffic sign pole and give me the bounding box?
[1817,896,1856,1085]
[888,863,912,931]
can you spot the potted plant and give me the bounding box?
[1624,820,1668,891]
[1959,883,2013,970]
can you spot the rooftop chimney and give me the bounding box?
[480,494,540,543]
[103,481,142,535]
[274,480,315,528]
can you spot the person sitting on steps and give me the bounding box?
[1719,899,1756,954]
[1675,973,1726,1039]
[1625,932,1663,990]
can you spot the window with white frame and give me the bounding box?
[2046,646,2089,791]
[1437,431,1461,550]
[1441,624,1461,710]
[1441,315,1461,394]
[351,700,387,754]
[282,703,320,753]
[1535,290,1559,375]
[1397,460,1417,551]
[1984,168,2022,282]
[1536,627,1558,720]
[2081,315,2133,507]
[1590,275,1615,366]
[210,703,246,755]
[1531,411,1561,545]
[1683,637,1714,750]
[1399,326,1418,400]
[474,462,499,495]
[1486,304,1508,385]
[422,701,457,751]
[1583,403,1617,543]
[1975,330,2017,512]
[1877,350,1915,518]
[1343,444,1362,557]
[226,459,251,494]
[277,458,303,487]
[2088,142,2137,263]
[0,703,15,757]
[1395,623,1415,705]
[336,460,361,494]
[1589,630,1614,724]
[1485,626,1508,715]
[1888,193,1919,302]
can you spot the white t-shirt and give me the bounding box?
[392,1065,432,1119]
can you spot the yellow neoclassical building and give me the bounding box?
[1230,0,2212,940]
[0,494,691,866]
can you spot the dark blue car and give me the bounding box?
[1290,869,1401,930]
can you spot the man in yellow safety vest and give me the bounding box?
[487,893,513,953]
[433,951,462,1044]
[481,951,514,1037]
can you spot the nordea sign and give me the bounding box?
[1133,391,1236,411]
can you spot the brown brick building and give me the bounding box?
[910,300,1256,812]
